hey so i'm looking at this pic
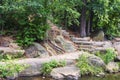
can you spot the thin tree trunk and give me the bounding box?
[0,0,3,34]
[87,11,93,36]
[90,11,93,33]
[80,0,87,37]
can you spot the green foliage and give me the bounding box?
[76,54,103,76]
[91,0,120,38]
[0,53,23,61]
[117,62,120,68]
[16,24,49,47]
[0,61,27,78]
[0,0,120,46]
[0,54,12,61]
[1,0,50,47]
[50,0,81,27]
[41,60,66,75]
[96,48,117,64]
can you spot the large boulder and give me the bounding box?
[88,56,105,68]
[106,62,119,73]
[82,52,105,68]
[50,66,80,80]
[25,42,49,58]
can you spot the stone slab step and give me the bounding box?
[72,37,91,41]
[0,47,25,54]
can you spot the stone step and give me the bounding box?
[78,47,108,53]
[77,45,94,48]
[114,38,120,42]
[71,37,91,41]
[78,48,95,52]
[73,41,93,45]
[73,41,105,46]
[0,47,25,54]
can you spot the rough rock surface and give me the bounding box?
[91,30,105,41]
[115,56,120,61]
[50,66,80,80]
[17,51,82,76]
[55,36,76,52]
[106,62,119,73]
[25,42,49,58]
[88,55,105,68]
[82,52,105,68]
[0,47,24,55]
[114,42,120,56]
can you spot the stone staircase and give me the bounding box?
[70,36,112,53]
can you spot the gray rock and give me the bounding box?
[114,42,120,56]
[25,42,49,58]
[6,73,18,80]
[103,41,113,48]
[96,72,105,77]
[0,47,24,56]
[115,56,120,61]
[91,30,105,41]
[55,36,76,52]
[62,41,76,53]
[0,41,10,47]
[114,38,120,42]
[18,51,82,76]
[81,52,105,68]
[50,66,80,80]
[88,56,105,68]
[106,62,119,73]
[20,62,42,76]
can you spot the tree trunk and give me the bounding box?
[0,0,3,33]
[80,0,87,37]
[87,11,93,36]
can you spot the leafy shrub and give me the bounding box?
[76,54,103,76]
[96,48,116,64]
[1,0,50,47]
[41,60,66,75]
[0,61,27,78]
[92,0,120,38]
[16,24,49,47]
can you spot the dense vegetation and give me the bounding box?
[76,48,117,76]
[96,48,117,64]
[0,55,27,79]
[0,0,120,46]
[76,54,103,76]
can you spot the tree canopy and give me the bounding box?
[0,0,120,46]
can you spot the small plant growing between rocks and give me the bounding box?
[0,61,28,79]
[41,60,66,75]
[0,52,23,61]
[96,48,117,64]
[76,54,103,76]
